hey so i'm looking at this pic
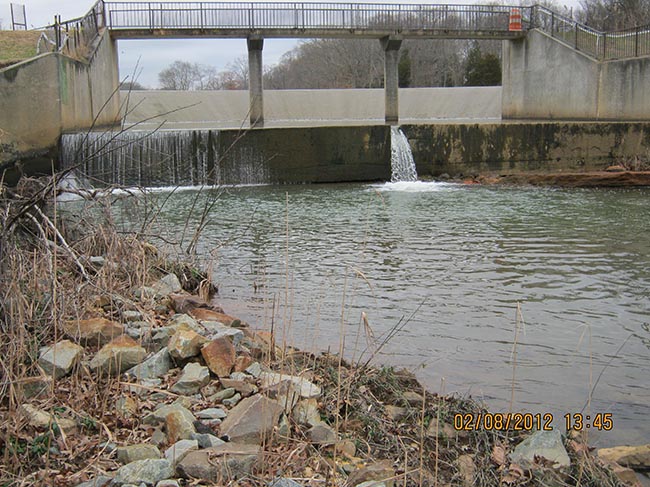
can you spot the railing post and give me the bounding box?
[149,2,153,30]
[249,2,254,29]
[602,32,607,59]
[551,12,554,36]
[302,3,305,30]
[200,2,204,30]
[574,21,578,49]
[635,27,639,57]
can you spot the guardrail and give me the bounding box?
[41,0,106,58]
[103,2,530,36]
[532,5,650,60]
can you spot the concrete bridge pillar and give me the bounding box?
[381,36,402,125]
[247,37,264,127]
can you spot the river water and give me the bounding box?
[105,181,649,447]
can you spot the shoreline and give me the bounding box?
[461,170,650,188]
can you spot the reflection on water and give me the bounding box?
[96,182,650,447]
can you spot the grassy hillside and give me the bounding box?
[0,30,42,68]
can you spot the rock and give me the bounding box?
[402,391,424,406]
[268,479,304,487]
[201,337,236,377]
[277,414,290,441]
[245,362,263,378]
[171,363,210,395]
[213,388,236,401]
[144,402,196,426]
[222,393,242,408]
[196,408,227,420]
[219,395,284,443]
[189,308,238,326]
[38,340,84,379]
[116,444,161,464]
[155,481,180,487]
[164,439,198,465]
[264,380,301,413]
[456,454,476,487]
[151,273,182,297]
[63,318,124,347]
[384,405,408,422]
[166,409,197,442]
[307,422,337,445]
[292,398,321,427]
[598,444,650,469]
[607,461,642,486]
[357,482,388,487]
[347,460,395,487]
[234,354,254,372]
[191,433,226,448]
[122,310,143,322]
[198,321,245,345]
[74,476,112,487]
[167,313,200,331]
[15,376,53,400]
[20,404,77,434]
[259,372,321,399]
[110,458,174,485]
[125,348,172,380]
[150,429,167,448]
[90,335,147,376]
[177,443,261,481]
[511,430,570,469]
[167,328,208,360]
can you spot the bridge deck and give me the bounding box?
[104,1,529,39]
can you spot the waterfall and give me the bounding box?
[390,127,418,182]
[60,130,270,187]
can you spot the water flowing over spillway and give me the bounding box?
[390,127,418,182]
[61,130,270,187]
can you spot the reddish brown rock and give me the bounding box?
[63,318,124,347]
[234,354,253,373]
[190,308,240,326]
[201,337,236,378]
[168,327,208,360]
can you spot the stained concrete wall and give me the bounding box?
[404,122,650,177]
[218,125,391,184]
[0,29,120,178]
[502,30,650,120]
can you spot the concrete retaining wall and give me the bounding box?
[218,125,391,184]
[0,29,120,180]
[502,30,650,120]
[404,122,650,177]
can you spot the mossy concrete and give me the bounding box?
[403,122,650,178]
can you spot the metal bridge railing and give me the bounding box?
[103,2,529,35]
[532,5,650,60]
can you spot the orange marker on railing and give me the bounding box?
[509,8,523,31]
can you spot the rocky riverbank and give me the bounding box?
[0,176,647,487]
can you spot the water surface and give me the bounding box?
[105,182,650,447]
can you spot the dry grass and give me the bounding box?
[0,31,41,67]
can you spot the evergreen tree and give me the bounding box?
[464,42,502,86]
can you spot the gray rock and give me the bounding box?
[122,310,143,322]
[164,439,198,466]
[307,422,337,445]
[155,481,180,487]
[229,371,249,381]
[213,388,236,401]
[74,476,112,487]
[116,444,161,464]
[90,336,147,376]
[151,274,182,297]
[196,408,227,420]
[167,313,200,331]
[38,340,84,379]
[177,443,260,481]
[402,391,425,406]
[125,348,172,381]
[260,372,321,399]
[110,459,174,485]
[511,430,570,469]
[222,392,242,408]
[292,398,321,427]
[245,362,263,378]
[220,395,284,443]
[135,286,157,300]
[191,432,226,448]
[15,376,53,400]
[269,479,304,487]
[171,363,210,395]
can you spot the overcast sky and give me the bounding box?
[2,0,580,87]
